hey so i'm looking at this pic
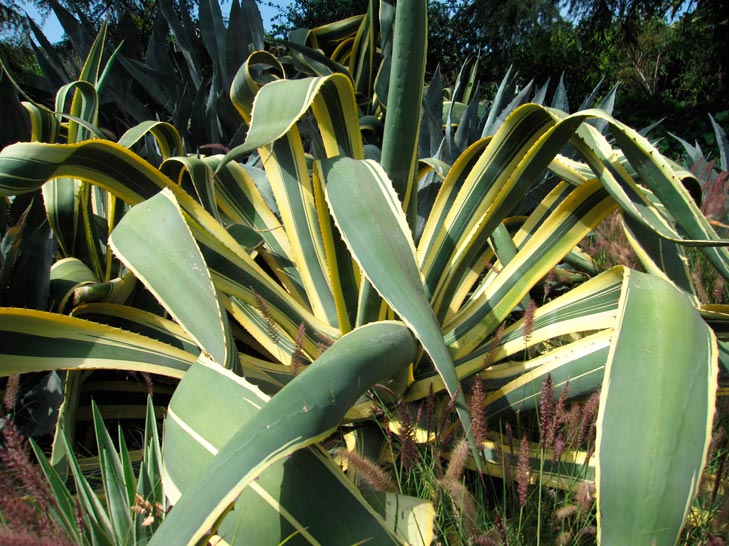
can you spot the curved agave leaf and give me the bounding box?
[286,29,349,77]
[0,139,334,356]
[150,321,418,546]
[481,331,611,416]
[346,0,379,112]
[442,178,615,358]
[570,113,729,279]
[223,73,363,163]
[405,267,624,401]
[229,50,285,124]
[261,129,342,327]
[49,257,97,313]
[0,308,195,377]
[418,104,558,312]
[421,105,729,335]
[21,100,61,143]
[595,269,718,545]
[55,80,99,143]
[161,155,221,223]
[162,351,432,545]
[226,72,365,332]
[71,303,200,356]
[622,214,697,299]
[206,155,305,303]
[117,121,185,160]
[0,140,171,202]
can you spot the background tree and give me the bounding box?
[268,0,369,37]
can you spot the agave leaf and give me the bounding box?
[20,99,61,143]
[116,56,176,117]
[0,140,170,202]
[109,187,229,366]
[224,74,362,163]
[551,73,569,112]
[49,257,96,312]
[481,331,611,416]
[481,66,515,138]
[347,0,379,113]
[622,214,697,299]
[47,0,94,57]
[76,22,106,85]
[226,0,265,86]
[0,193,53,309]
[162,350,431,545]
[117,121,185,160]
[380,0,426,224]
[150,321,417,545]
[574,112,729,257]
[285,31,348,77]
[418,104,559,314]
[71,302,200,356]
[0,308,195,378]
[230,51,284,120]
[138,396,164,524]
[198,0,227,85]
[260,129,342,327]
[157,0,202,87]
[61,431,117,546]
[709,114,728,172]
[25,14,73,86]
[161,156,221,223]
[472,435,595,489]
[30,439,85,544]
[207,156,305,302]
[420,67,445,159]
[406,267,624,401]
[442,179,615,358]
[0,64,31,147]
[363,491,435,545]
[595,269,717,544]
[322,156,478,464]
[533,78,550,105]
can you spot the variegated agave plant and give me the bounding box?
[1,0,728,544]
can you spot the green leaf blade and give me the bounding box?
[109,187,228,364]
[151,321,416,546]
[322,156,477,461]
[596,270,718,545]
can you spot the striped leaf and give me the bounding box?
[229,50,285,124]
[207,155,305,303]
[117,121,185,161]
[150,321,418,545]
[71,302,200,356]
[109,187,230,367]
[223,73,362,164]
[162,349,431,545]
[405,267,624,402]
[322,156,478,464]
[442,178,615,359]
[595,269,717,544]
[0,308,195,378]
